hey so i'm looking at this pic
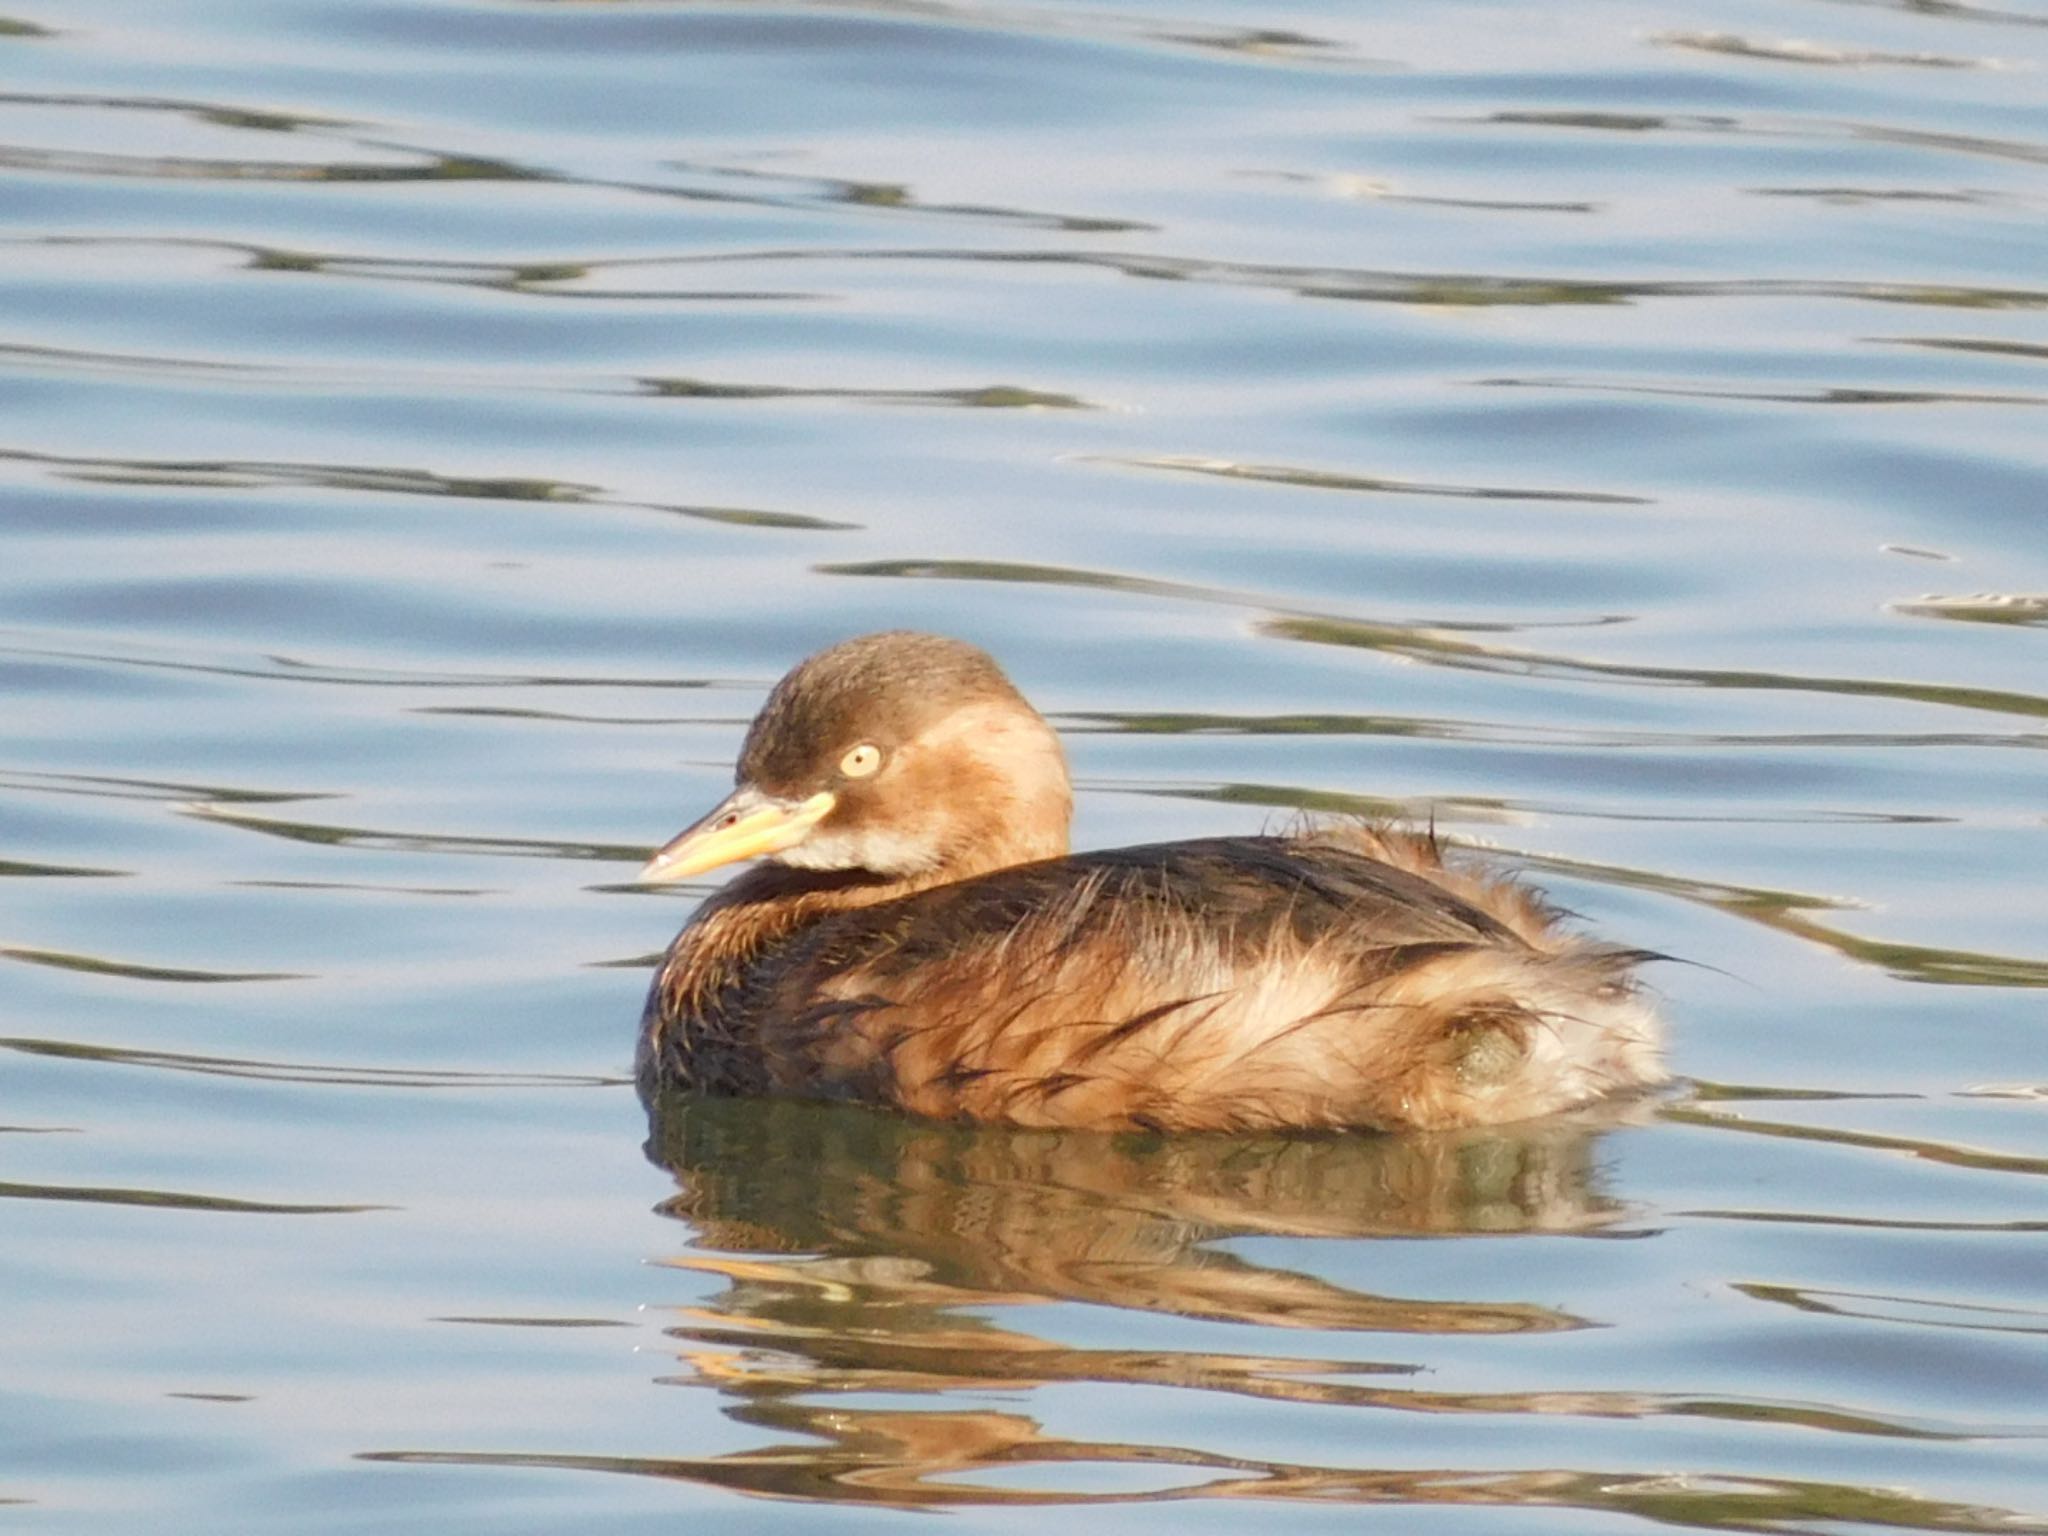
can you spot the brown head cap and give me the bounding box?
[738,631,1032,795]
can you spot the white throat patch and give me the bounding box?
[775,824,940,877]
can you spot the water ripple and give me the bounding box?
[1667,1105,2048,1176]
[0,447,853,531]
[1091,454,1649,505]
[1481,375,2048,409]
[180,803,645,865]
[1473,109,2048,171]
[0,1178,380,1215]
[354,1446,2048,1527]
[1074,710,2045,752]
[17,232,2048,313]
[7,0,2046,1524]
[0,945,304,984]
[662,156,1151,233]
[1734,1284,2048,1336]
[1893,593,2048,627]
[1512,849,2048,988]
[1652,31,1997,68]
[1263,616,2048,725]
[0,857,124,879]
[1,1035,623,1088]
[816,558,2048,727]
[0,638,721,693]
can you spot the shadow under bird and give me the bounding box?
[636,631,1664,1133]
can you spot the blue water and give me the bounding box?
[3,0,2046,1529]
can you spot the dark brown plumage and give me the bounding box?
[638,631,1664,1133]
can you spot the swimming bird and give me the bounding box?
[637,631,1664,1133]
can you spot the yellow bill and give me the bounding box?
[639,786,835,883]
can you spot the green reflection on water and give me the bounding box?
[1,1034,622,1088]
[1894,594,2048,628]
[1091,452,1647,503]
[1892,337,2048,361]
[1,446,845,532]
[1667,1103,2048,1178]
[0,945,303,984]
[0,1178,379,1215]
[1736,1282,2048,1335]
[1515,848,2048,989]
[0,858,125,878]
[182,802,644,863]
[1264,616,2048,723]
[643,375,1094,410]
[825,557,2048,725]
[1654,30,1984,67]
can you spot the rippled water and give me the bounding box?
[4,0,2046,1529]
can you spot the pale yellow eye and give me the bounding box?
[838,742,882,779]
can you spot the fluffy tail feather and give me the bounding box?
[1348,940,1666,1130]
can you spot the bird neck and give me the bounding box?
[721,859,958,924]
[652,824,1063,1010]
[928,700,1074,878]
[641,858,976,1090]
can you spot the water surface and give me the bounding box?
[3,0,2046,1530]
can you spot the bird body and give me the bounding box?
[638,632,1664,1133]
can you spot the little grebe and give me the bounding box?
[638,632,1664,1132]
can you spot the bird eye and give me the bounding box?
[838,743,882,779]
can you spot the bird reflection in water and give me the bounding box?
[372,1099,2015,1529]
[621,1092,1646,1511]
